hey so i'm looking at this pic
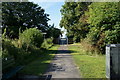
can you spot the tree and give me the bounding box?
[60,2,91,42]
[46,24,62,38]
[2,2,50,38]
[86,2,120,53]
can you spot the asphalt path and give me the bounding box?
[45,45,80,78]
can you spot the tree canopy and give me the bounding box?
[86,2,120,52]
[60,2,91,42]
[46,24,62,38]
[2,2,50,38]
[60,2,120,54]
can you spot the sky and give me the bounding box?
[28,0,66,38]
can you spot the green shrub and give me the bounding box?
[2,39,18,59]
[105,30,120,44]
[19,28,43,50]
[2,28,44,65]
[86,27,100,45]
[85,2,120,54]
[2,37,42,65]
[41,38,53,49]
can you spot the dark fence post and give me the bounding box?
[106,44,120,79]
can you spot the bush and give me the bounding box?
[85,2,120,54]
[19,28,43,50]
[2,37,42,65]
[86,27,100,46]
[80,39,101,55]
[41,38,53,49]
[2,38,18,59]
[2,28,44,65]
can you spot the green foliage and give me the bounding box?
[87,2,119,27]
[86,27,100,45]
[2,36,43,65]
[2,2,50,38]
[2,2,61,71]
[60,2,91,42]
[2,31,18,59]
[19,45,59,75]
[2,28,44,66]
[46,24,62,38]
[2,2,61,40]
[105,30,120,44]
[2,39,16,58]
[19,28,43,49]
[61,2,120,54]
[41,38,53,49]
[86,2,120,53]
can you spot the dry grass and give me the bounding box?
[80,40,101,55]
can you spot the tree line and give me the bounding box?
[60,2,120,54]
[2,2,62,39]
[1,2,62,65]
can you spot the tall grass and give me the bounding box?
[19,45,59,75]
[80,39,102,56]
[2,28,54,67]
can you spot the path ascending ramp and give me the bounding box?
[45,45,80,78]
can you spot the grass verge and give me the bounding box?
[19,45,59,75]
[68,44,106,78]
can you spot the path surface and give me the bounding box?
[44,45,80,78]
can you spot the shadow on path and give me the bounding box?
[17,45,80,80]
[44,45,80,78]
